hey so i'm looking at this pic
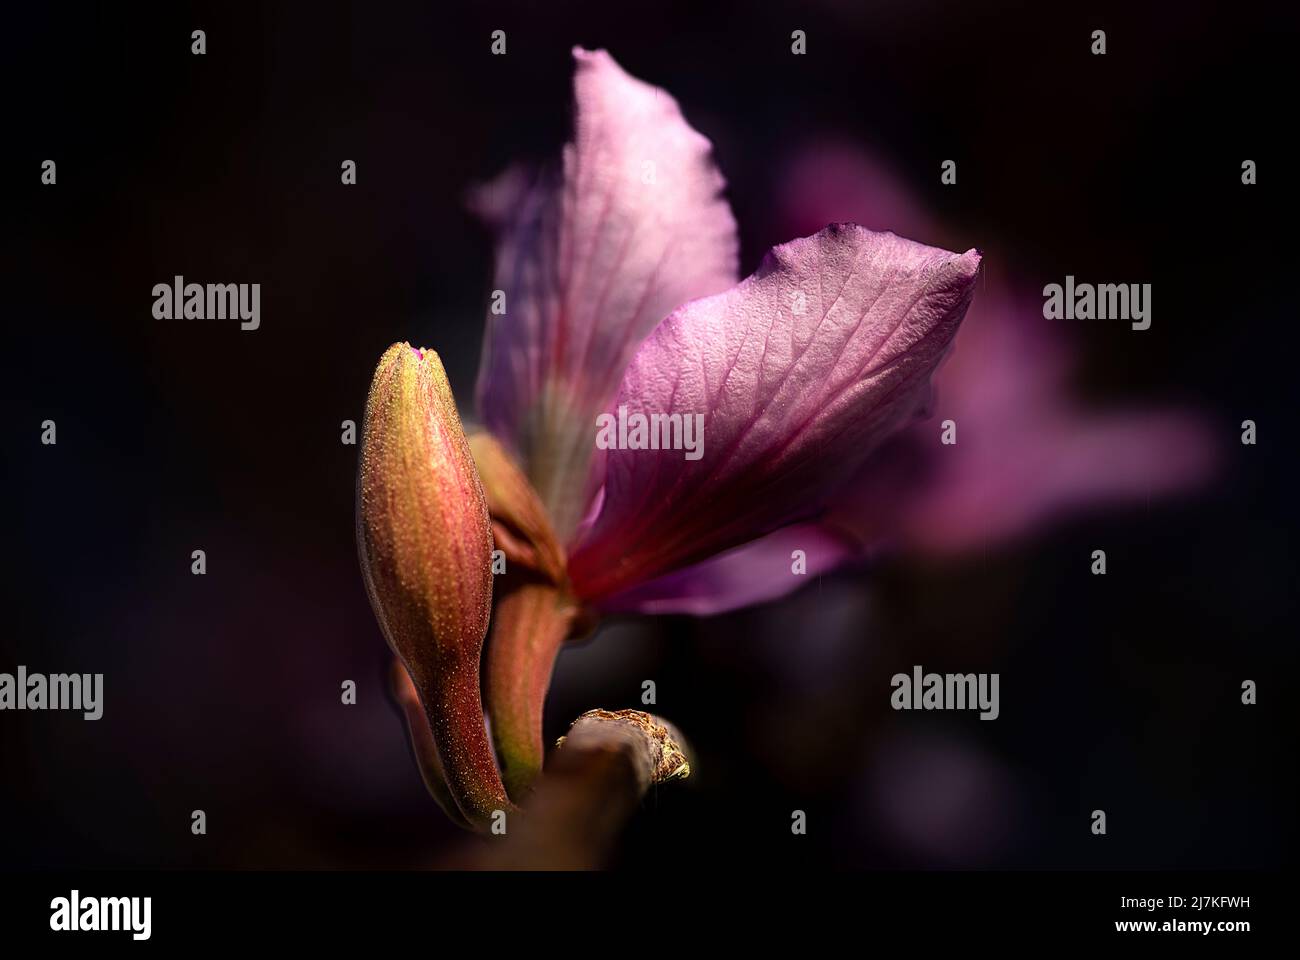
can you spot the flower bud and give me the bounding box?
[356,343,510,826]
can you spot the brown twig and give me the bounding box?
[444,709,692,870]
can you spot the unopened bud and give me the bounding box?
[356,343,510,826]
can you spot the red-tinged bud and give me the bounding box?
[356,343,510,827]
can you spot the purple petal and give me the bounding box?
[596,522,868,616]
[568,224,980,604]
[473,47,739,541]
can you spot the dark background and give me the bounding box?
[5,0,1295,869]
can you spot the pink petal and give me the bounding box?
[833,283,1220,554]
[776,138,939,244]
[473,48,739,541]
[890,404,1220,556]
[773,141,1219,556]
[567,224,981,604]
[596,522,869,616]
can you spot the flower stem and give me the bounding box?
[485,577,582,800]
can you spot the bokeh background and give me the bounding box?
[6,0,1295,869]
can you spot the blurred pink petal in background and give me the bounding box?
[778,139,1219,557]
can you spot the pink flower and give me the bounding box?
[467,50,980,796]
[363,51,1218,826]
